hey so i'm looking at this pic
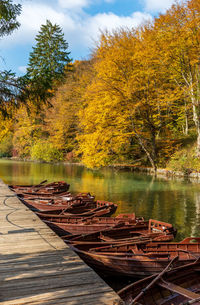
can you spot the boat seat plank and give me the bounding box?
[159,279,200,299]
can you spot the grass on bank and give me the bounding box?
[167,132,200,173]
[167,145,200,173]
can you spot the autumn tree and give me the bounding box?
[153,0,200,154]
[44,60,93,156]
[77,30,138,168]
[12,60,94,161]
[77,28,177,171]
[12,104,45,157]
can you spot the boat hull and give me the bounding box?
[74,249,196,278]
[118,260,200,304]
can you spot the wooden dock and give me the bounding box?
[0,180,123,305]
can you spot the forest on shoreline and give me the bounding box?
[0,0,200,173]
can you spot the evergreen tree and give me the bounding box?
[0,0,21,37]
[26,20,72,105]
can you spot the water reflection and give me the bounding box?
[0,159,200,241]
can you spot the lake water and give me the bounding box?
[0,159,200,241]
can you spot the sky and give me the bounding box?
[0,0,176,75]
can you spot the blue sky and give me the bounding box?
[0,0,176,75]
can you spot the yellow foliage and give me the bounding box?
[76,0,200,168]
[44,60,94,153]
[77,26,177,168]
[0,114,13,142]
[13,105,44,157]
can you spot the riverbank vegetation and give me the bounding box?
[0,0,200,173]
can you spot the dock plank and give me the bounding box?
[0,290,123,305]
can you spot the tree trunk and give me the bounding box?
[189,70,200,156]
[135,132,157,174]
[151,130,157,168]
[191,93,200,156]
[130,117,157,174]
[184,99,188,136]
[197,127,200,157]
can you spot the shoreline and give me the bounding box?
[2,157,200,180]
[111,164,200,180]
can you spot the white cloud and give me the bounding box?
[0,1,152,52]
[18,66,27,73]
[0,2,75,47]
[58,0,91,10]
[0,0,153,68]
[143,0,175,13]
[82,11,152,47]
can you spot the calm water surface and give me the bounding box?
[0,159,200,241]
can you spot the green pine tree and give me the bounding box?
[0,0,21,37]
[26,20,72,105]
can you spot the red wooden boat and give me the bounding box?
[64,224,175,251]
[62,218,176,251]
[9,179,48,190]
[36,201,117,218]
[44,213,139,236]
[20,197,72,211]
[18,191,95,202]
[73,237,200,278]
[118,258,200,304]
[19,192,97,210]
[44,217,176,237]
[10,181,70,196]
[20,196,117,215]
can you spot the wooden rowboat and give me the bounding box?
[73,237,200,278]
[20,197,117,215]
[118,257,200,304]
[20,197,72,212]
[10,181,70,196]
[18,191,95,201]
[64,224,175,251]
[19,193,97,211]
[44,213,139,236]
[44,217,176,237]
[36,201,117,218]
[65,232,175,251]
[9,179,48,190]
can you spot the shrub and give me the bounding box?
[0,133,13,157]
[167,145,200,173]
[30,140,63,162]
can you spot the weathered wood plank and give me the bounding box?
[0,281,113,299]
[0,289,122,305]
[0,249,77,263]
[0,254,82,268]
[0,262,92,279]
